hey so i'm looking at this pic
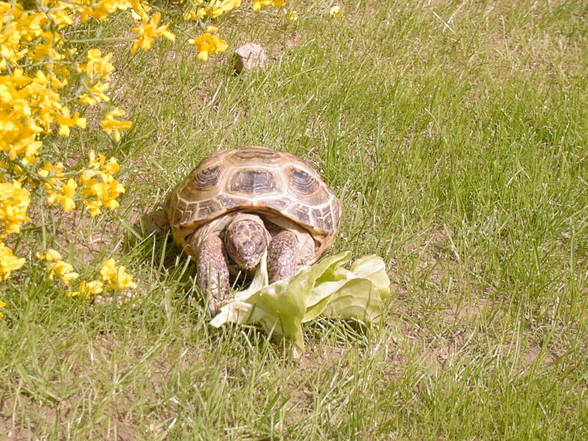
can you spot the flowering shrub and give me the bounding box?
[0,0,291,315]
[0,0,172,308]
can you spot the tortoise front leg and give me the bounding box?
[268,230,300,283]
[191,234,229,313]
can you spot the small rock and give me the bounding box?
[234,43,268,73]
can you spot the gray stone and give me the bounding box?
[234,43,268,73]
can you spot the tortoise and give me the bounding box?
[165,146,342,311]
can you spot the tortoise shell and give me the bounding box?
[166,146,342,260]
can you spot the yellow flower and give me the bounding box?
[130,12,175,54]
[103,157,120,175]
[47,178,77,212]
[78,49,115,80]
[100,108,132,142]
[75,48,116,107]
[0,242,25,282]
[0,180,31,239]
[40,162,80,212]
[62,179,77,210]
[100,179,125,209]
[187,0,241,20]
[47,7,74,28]
[37,249,63,261]
[329,5,341,17]
[67,280,104,299]
[78,150,125,216]
[285,9,298,21]
[189,27,228,62]
[38,162,54,179]
[84,200,103,217]
[79,81,110,106]
[253,0,285,11]
[87,150,108,170]
[39,162,65,188]
[48,259,79,284]
[129,0,152,20]
[100,258,137,290]
[79,0,138,23]
[0,299,6,318]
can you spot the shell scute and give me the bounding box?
[198,199,221,218]
[193,165,221,190]
[264,198,289,211]
[289,205,311,226]
[174,201,199,226]
[232,147,281,162]
[287,166,319,195]
[229,169,278,195]
[323,212,334,231]
[217,194,247,209]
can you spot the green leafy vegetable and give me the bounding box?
[210,252,390,356]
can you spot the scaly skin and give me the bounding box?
[192,234,229,313]
[268,230,299,283]
[224,218,268,271]
[194,217,304,312]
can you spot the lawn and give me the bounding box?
[1,0,587,439]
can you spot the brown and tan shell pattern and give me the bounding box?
[166,146,342,260]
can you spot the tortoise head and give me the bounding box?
[224,216,268,271]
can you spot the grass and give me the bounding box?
[1,0,587,439]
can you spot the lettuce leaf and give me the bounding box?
[210,251,390,356]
